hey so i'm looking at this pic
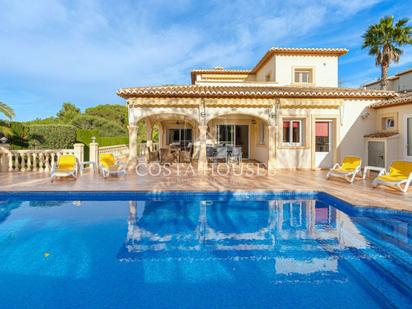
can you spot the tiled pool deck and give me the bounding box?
[1,163,411,212]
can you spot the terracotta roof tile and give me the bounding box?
[251,48,348,73]
[364,131,399,138]
[370,92,412,108]
[117,84,396,99]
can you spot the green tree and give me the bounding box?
[362,16,412,90]
[0,101,15,136]
[57,102,81,123]
[85,104,128,127]
[70,114,127,136]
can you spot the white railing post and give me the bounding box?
[32,153,38,171]
[89,140,99,165]
[74,143,84,164]
[20,153,26,172]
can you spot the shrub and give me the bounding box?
[28,124,76,149]
[10,122,30,139]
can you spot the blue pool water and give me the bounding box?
[0,191,411,308]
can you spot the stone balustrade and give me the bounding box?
[4,149,76,172]
[98,143,159,158]
[99,144,129,158]
[0,142,159,172]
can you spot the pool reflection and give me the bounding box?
[118,198,370,278]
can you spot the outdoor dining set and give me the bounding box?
[145,143,243,165]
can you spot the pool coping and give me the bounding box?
[1,190,411,216]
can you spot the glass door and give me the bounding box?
[217,125,234,145]
[235,125,249,158]
[315,121,333,168]
[217,125,249,158]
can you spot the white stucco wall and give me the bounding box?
[398,72,412,91]
[376,104,412,160]
[338,99,377,164]
[256,56,276,82]
[273,55,338,87]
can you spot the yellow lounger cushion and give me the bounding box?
[332,167,355,174]
[376,161,412,183]
[388,161,412,178]
[57,155,76,172]
[100,154,117,169]
[341,156,361,171]
[376,174,409,183]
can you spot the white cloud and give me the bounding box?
[0,0,385,120]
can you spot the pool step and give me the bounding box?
[315,240,397,308]
[348,247,412,299]
[353,218,412,276]
[354,217,412,254]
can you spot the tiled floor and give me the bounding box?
[1,162,411,212]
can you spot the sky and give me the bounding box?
[0,0,411,121]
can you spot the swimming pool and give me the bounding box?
[0,191,411,308]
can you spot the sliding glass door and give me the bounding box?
[167,128,192,147]
[217,125,249,158]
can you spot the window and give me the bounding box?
[315,121,331,152]
[259,122,265,144]
[167,128,192,146]
[382,117,395,130]
[265,73,271,82]
[283,120,303,146]
[294,68,313,84]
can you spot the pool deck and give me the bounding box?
[1,163,411,212]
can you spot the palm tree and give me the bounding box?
[362,16,412,90]
[0,101,15,136]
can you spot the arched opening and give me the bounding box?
[206,113,269,163]
[134,113,199,154]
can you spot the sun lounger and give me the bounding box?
[326,156,362,183]
[372,161,412,193]
[50,155,78,182]
[99,153,127,178]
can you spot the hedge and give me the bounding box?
[98,136,129,147]
[29,124,77,149]
[75,129,128,160]
[76,129,99,145]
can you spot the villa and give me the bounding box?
[117,47,401,171]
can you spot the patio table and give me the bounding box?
[362,165,386,179]
[80,161,97,175]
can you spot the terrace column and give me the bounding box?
[157,123,164,148]
[267,124,276,172]
[145,120,153,150]
[198,125,208,172]
[128,124,138,170]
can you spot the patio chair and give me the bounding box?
[50,154,78,182]
[206,145,216,162]
[213,146,228,163]
[159,148,176,165]
[326,156,362,183]
[99,153,127,178]
[145,148,159,163]
[228,146,242,164]
[372,161,412,193]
